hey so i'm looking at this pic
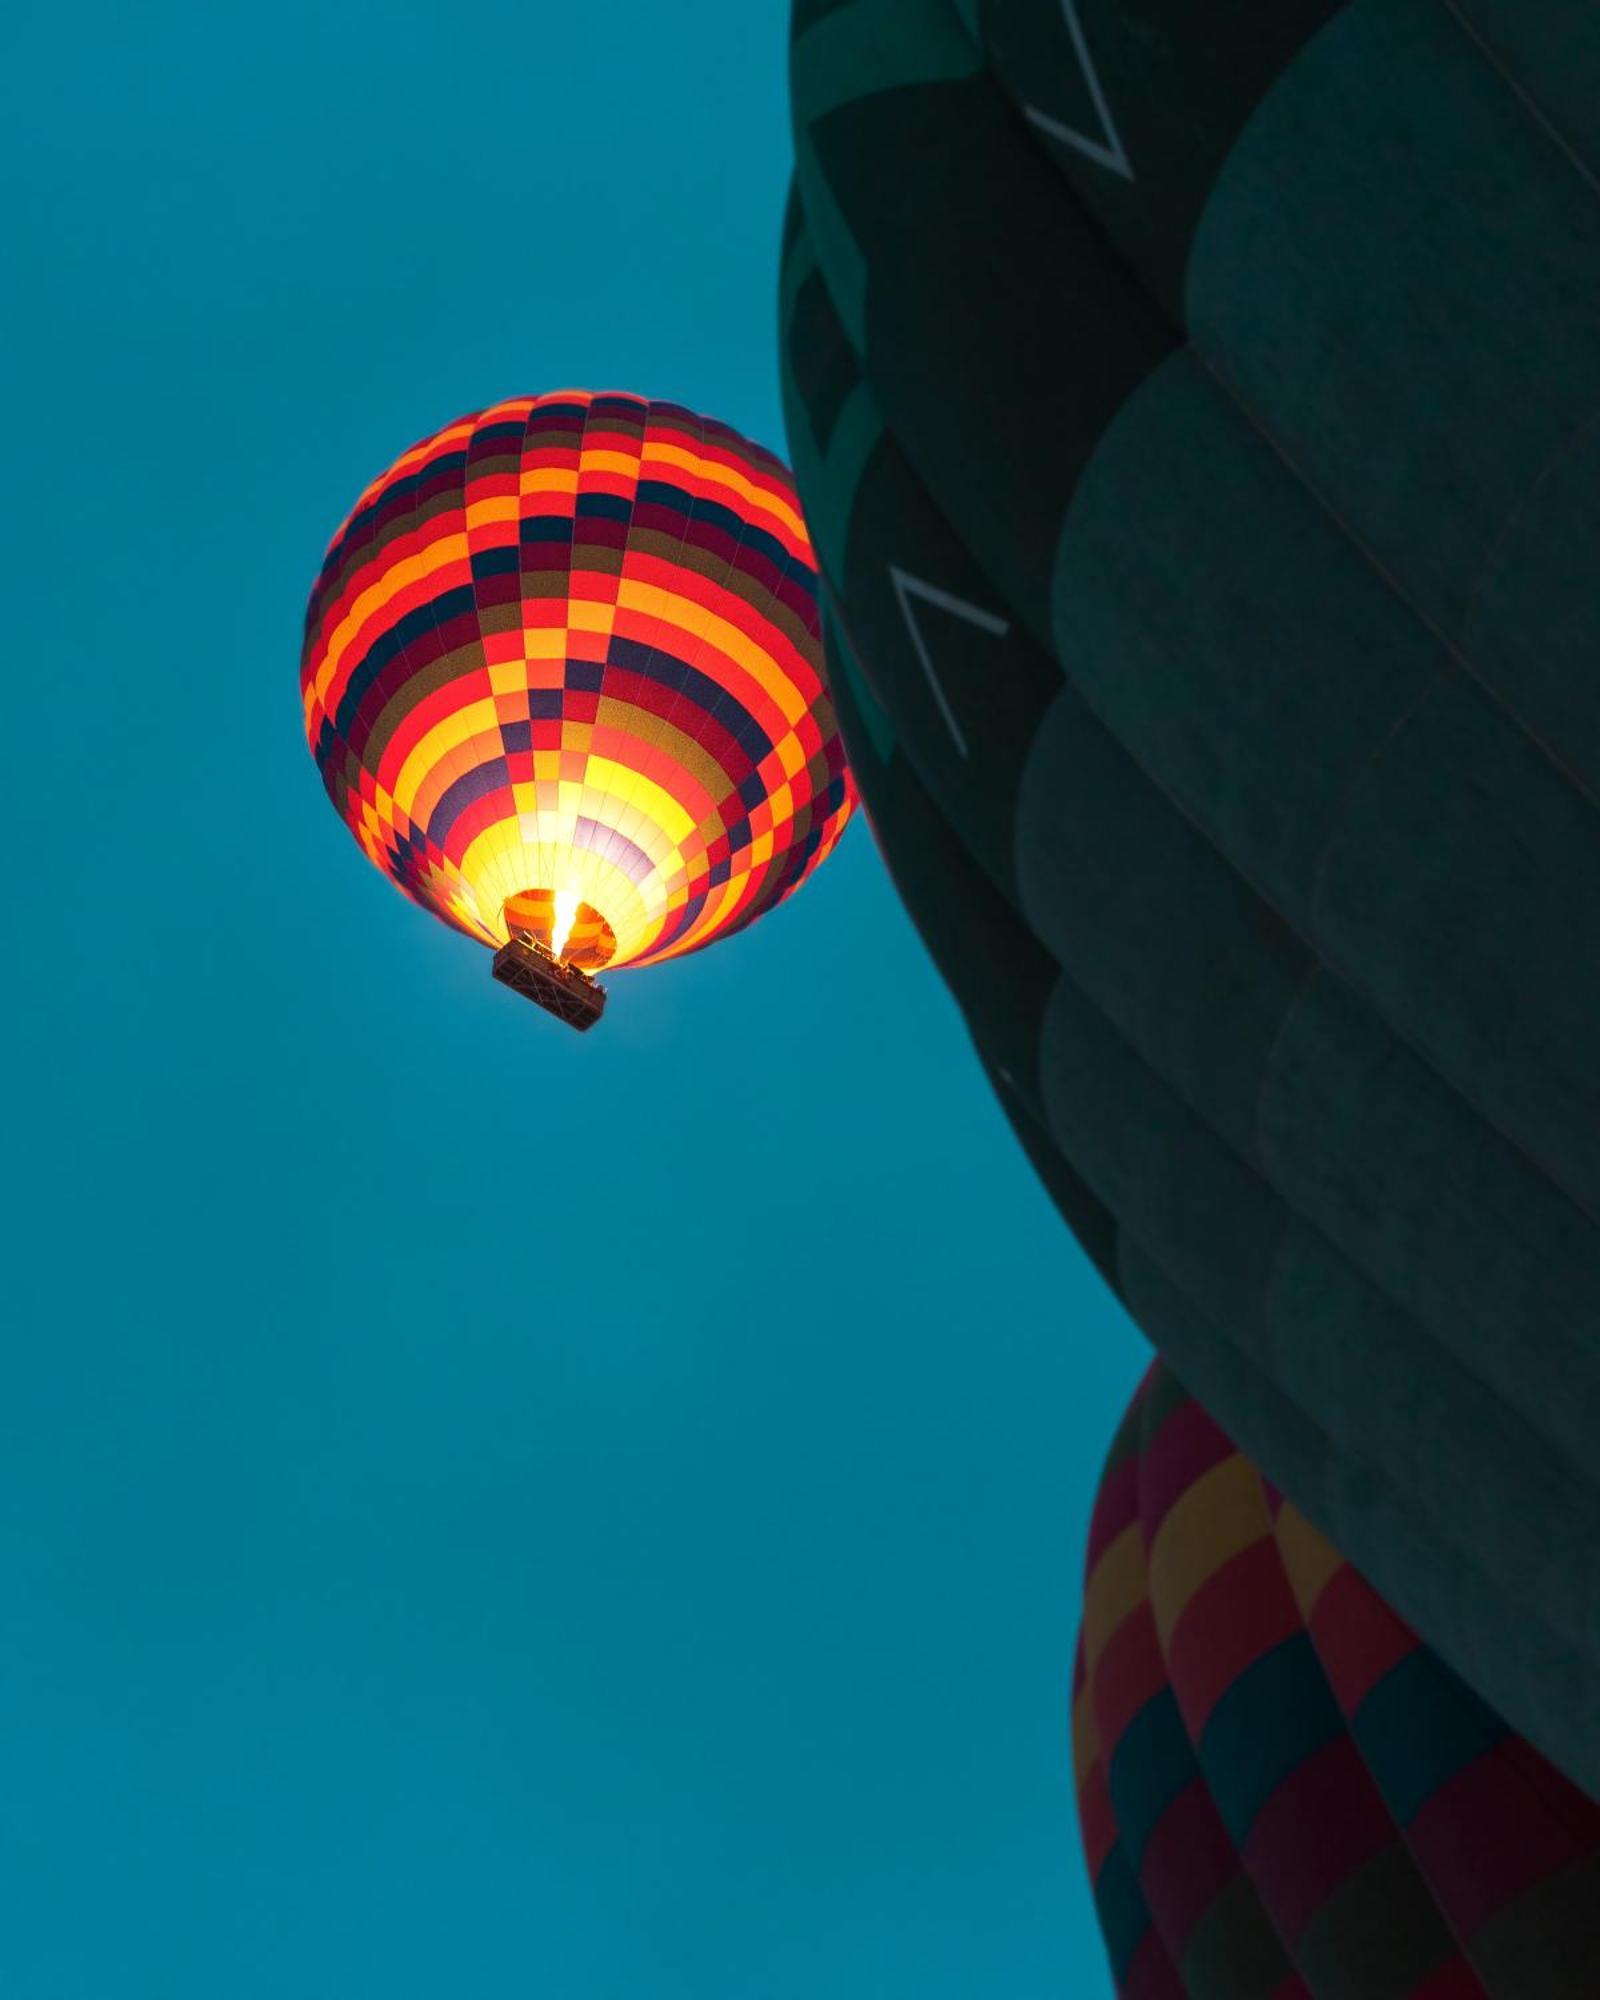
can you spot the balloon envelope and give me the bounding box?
[302,392,853,980]
[782,0,1600,1787]
[1078,1365,1600,1999]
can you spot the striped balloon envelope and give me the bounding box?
[300,391,853,1015]
[1076,1365,1600,1999]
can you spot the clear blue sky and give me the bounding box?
[5,3,1144,1992]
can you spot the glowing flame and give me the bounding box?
[550,887,581,963]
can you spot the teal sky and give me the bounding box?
[7,3,1144,1993]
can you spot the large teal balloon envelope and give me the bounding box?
[782,0,1600,1795]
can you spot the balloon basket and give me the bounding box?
[491,934,607,1032]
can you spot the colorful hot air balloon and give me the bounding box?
[302,391,853,1028]
[781,2,1600,1787]
[1077,1364,1600,2000]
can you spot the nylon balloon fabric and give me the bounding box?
[1077,1365,1600,1999]
[302,392,853,973]
[782,0,1600,1789]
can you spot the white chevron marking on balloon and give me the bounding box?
[890,567,1011,759]
[1025,1,1134,182]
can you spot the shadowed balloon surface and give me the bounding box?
[782,0,1600,1797]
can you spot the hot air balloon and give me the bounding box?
[781,2,1600,1789]
[1077,1364,1600,1999]
[302,392,853,1029]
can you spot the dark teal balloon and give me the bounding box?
[782,0,1600,1795]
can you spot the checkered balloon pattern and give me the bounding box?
[1077,1365,1600,1998]
[301,392,854,973]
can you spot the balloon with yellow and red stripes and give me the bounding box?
[1075,1364,1600,1999]
[300,391,854,1008]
